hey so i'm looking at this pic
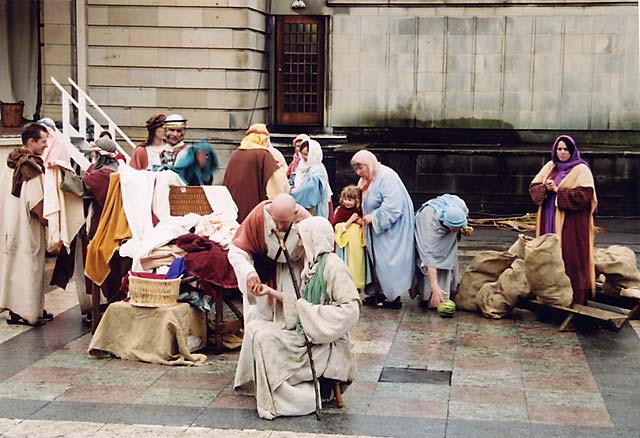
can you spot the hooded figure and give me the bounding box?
[530,135,597,306]
[291,139,333,219]
[414,194,469,309]
[233,216,360,420]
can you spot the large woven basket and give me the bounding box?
[129,275,180,307]
[0,101,24,128]
[169,186,213,216]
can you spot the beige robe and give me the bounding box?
[234,253,360,420]
[0,167,46,325]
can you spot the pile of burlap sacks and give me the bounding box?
[456,234,640,319]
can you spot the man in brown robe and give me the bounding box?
[223,124,289,223]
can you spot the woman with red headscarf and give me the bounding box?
[530,135,597,305]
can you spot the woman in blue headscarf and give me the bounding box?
[530,135,597,305]
[414,194,472,309]
[291,139,332,218]
[168,141,219,186]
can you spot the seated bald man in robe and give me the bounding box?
[234,216,360,420]
[228,194,311,325]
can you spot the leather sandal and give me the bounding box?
[6,311,45,327]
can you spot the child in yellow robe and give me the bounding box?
[332,186,366,289]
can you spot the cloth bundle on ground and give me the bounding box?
[593,246,640,299]
[88,301,207,365]
[477,259,531,319]
[508,234,533,260]
[524,234,573,307]
[176,233,238,289]
[456,251,517,312]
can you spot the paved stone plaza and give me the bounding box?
[0,222,638,438]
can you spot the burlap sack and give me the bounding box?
[508,234,533,260]
[456,251,516,311]
[594,246,640,299]
[478,259,531,319]
[524,234,573,307]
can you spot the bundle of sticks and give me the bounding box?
[469,213,605,234]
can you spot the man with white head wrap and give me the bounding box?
[160,114,189,165]
[233,216,360,420]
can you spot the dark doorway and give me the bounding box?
[275,15,324,126]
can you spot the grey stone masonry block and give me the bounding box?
[534,17,563,35]
[620,111,640,130]
[333,16,359,35]
[595,54,622,74]
[475,35,503,54]
[531,91,559,111]
[503,92,532,112]
[504,54,531,74]
[595,16,625,35]
[561,73,592,93]
[390,53,415,73]
[418,17,445,36]
[478,54,503,73]
[445,73,472,92]
[446,35,473,53]
[391,17,416,35]
[418,53,444,73]
[502,111,531,129]
[390,34,416,54]
[476,17,505,35]
[560,108,589,130]
[444,92,474,119]
[417,73,444,92]
[360,34,386,54]
[592,73,621,95]
[474,73,501,92]
[534,35,562,54]
[361,16,388,35]
[505,35,532,54]
[533,71,561,93]
[418,35,445,55]
[563,54,593,74]
[448,18,475,35]
[506,17,533,36]
[473,92,501,111]
[534,54,561,73]
[359,69,387,93]
[565,16,595,35]
[446,54,473,73]
[531,110,561,129]
[503,73,530,93]
[563,35,585,55]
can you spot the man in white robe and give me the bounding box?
[228,194,310,325]
[234,217,360,420]
[0,123,49,326]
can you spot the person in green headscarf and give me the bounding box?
[233,216,360,420]
[165,141,219,186]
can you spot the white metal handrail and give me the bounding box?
[50,77,132,164]
[66,77,137,152]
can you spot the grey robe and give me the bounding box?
[414,205,460,301]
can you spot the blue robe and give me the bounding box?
[291,168,330,219]
[363,165,415,301]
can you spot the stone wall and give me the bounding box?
[333,144,640,217]
[85,0,269,145]
[41,0,75,122]
[328,4,640,132]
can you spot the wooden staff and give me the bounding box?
[274,232,322,421]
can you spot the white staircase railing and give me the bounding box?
[50,77,133,170]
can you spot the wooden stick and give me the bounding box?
[334,381,344,408]
[275,232,322,421]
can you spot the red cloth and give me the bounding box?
[331,205,361,226]
[530,183,594,305]
[176,233,238,289]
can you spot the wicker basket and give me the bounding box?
[0,101,24,128]
[169,186,213,216]
[129,275,181,307]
